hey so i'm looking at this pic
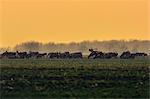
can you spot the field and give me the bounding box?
[0,59,150,98]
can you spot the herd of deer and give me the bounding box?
[0,49,148,59]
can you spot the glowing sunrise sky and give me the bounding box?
[0,0,149,47]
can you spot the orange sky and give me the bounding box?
[0,0,149,47]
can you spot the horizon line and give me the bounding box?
[1,39,150,48]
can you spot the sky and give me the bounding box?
[0,0,149,47]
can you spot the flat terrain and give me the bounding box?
[0,59,149,98]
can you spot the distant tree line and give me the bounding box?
[0,40,150,55]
